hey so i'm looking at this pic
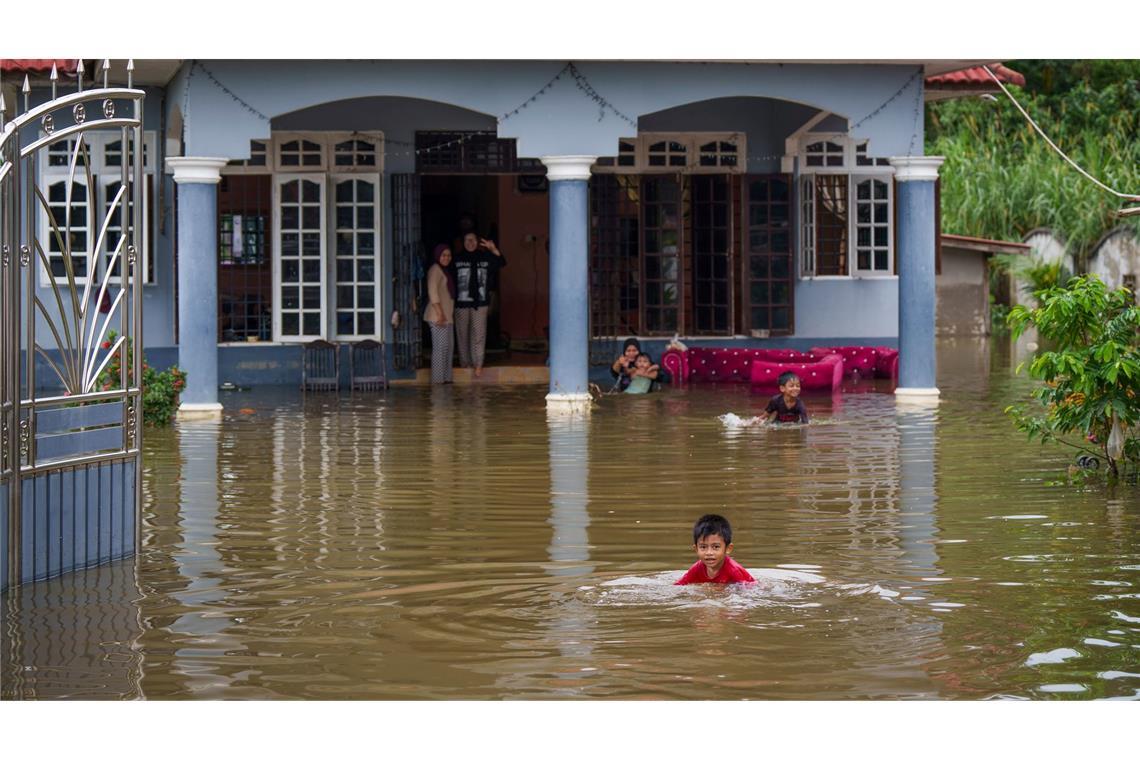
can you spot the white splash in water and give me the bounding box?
[1083,638,1122,648]
[1026,648,1081,667]
[718,412,763,429]
[1037,683,1087,693]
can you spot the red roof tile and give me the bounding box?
[0,59,80,76]
[926,63,1025,88]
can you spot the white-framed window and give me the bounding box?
[39,130,156,287]
[273,174,327,342]
[594,133,747,174]
[797,134,894,278]
[270,170,384,343]
[331,174,381,339]
[853,176,892,274]
[225,133,386,343]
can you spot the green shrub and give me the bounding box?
[1006,275,1140,479]
[97,331,187,426]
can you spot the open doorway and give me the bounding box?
[419,174,550,365]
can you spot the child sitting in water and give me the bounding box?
[624,353,661,394]
[763,371,809,424]
[675,514,755,585]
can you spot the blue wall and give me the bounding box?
[171,61,922,160]
[3,457,136,590]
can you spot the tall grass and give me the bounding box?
[927,69,1140,265]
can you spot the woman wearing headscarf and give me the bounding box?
[424,243,456,384]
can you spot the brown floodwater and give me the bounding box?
[2,339,1138,700]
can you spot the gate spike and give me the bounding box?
[102,59,111,89]
[76,58,85,92]
[1,91,7,130]
[22,75,30,114]
[126,59,134,89]
[50,62,58,100]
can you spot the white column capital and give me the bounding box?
[540,156,598,182]
[166,157,228,184]
[889,156,945,182]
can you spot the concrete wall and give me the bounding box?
[936,248,989,336]
[1087,228,1140,292]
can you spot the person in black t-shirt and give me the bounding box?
[453,231,506,377]
[764,371,809,424]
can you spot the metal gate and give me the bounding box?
[390,173,423,371]
[1,62,145,590]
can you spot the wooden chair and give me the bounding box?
[350,339,388,391]
[301,339,340,392]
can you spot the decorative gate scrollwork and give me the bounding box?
[1,60,145,589]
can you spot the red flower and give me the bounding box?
[101,341,111,349]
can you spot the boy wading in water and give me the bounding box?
[675,514,755,585]
[764,371,809,424]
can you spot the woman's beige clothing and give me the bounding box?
[424,264,455,325]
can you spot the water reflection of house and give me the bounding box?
[4,58,1025,411]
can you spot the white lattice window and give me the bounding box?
[333,138,379,169]
[41,177,91,283]
[804,140,845,168]
[647,139,688,168]
[274,175,327,341]
[594,133,746,174]
[331,175,382,338]
[797,135,894,278]
[39,131,156,286]
[799,176,815,277]
[853,177,892,274]
[100,176,150,283]
[278,138,324,170]
[698,139,739,169]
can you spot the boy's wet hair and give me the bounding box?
[692,514,733,545]
[636,352,652,363]
[778,370,801,387]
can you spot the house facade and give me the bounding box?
[6,59,1014,412]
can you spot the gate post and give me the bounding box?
[167,157,228,419]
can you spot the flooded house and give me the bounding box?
[4,59,1027,414]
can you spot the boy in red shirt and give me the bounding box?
[675,514,755,585]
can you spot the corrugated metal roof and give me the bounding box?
[942,233,1031,255]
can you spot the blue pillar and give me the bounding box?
[166,158,228,418]
[890,157,945,398]
[541,156,596,410]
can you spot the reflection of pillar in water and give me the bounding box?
[544,409,594,680]
[896,401,940,582]
[546,410,592,575]
[171,419,235,692]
